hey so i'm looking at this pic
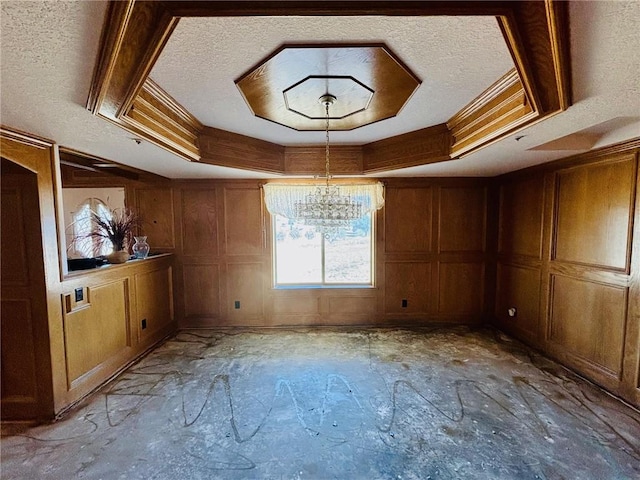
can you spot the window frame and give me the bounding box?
[271,212,376,289]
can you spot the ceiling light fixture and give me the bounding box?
[294,94,364,237]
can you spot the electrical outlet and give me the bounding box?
[234,301,241,309]
[507,307,517,318]
[401,299,408,308]
[74,287,83,302]
[141,318,147,329]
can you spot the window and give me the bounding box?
[273,213,373,286]
[72,199,113,258]
[264,182,383,288]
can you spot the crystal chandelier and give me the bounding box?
[294,94,364,237]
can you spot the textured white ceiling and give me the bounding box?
[1,1,639,179]
[151,15,513,145]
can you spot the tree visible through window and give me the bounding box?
[273,213,373,286]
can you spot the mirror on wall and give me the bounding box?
[62,187,126,260]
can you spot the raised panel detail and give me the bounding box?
[273,294,320,315]
[439,186,486,253]
[1,300,37,400]
[496,263,541,338]
[385,187,432,253]
[385,262,431,314]
[550,275,627,376]
[227,263,264,317]
[499,176,544,258]
[183,264,220,317]
[224,188,263,255]
[329,296,377,315]
[554,157,635,270]
[64,280,129,385]
[136,188,175,248]
[438,262,484,314]
[136,267,173,339]
[1,188,28,285]
[181,189,218,256]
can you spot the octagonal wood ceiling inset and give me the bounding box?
[284,77,373,120]
[235,44,421,131]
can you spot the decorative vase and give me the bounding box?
[132,236,150,259]
[107,249,130,264]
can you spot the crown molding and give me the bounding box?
[87,0,571,175]
[0,126,54,149]
[448,69,537,157]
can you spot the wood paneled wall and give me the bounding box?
[61,256,174,399]
[495,140,640,407]
[1,128,177,420]
[160,178,494,329]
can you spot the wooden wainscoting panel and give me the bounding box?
[554,155,636,271]
[181,188,218,256]
[183,264,220,318]
[439,186,486,253]
[384,187,432,253]
[549,275,627,377]
[223,187,263,256]
[438,262,484,315]
[227,263,265,320]
[495,263,541,341]
[273,293,321,315]
[136,187,175,249]
[499,175,545,258]
[63,279,129,386]
[135,266,173,340]
[328,295,377,315]
[384,262,431,314]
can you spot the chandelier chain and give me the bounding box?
[293,93,365,237]
[325,102,330,188]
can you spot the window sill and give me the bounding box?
[273,284,376,290]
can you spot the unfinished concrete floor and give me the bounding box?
[2,327,639,479]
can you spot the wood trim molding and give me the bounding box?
[124,79,203,161]
[87,1,571,175]
[284,146,363,175]
[0,126,53,149]
[498,137,640,181]
[363,124,451,173]
[87,1,178,120]
[86,0,135,114]
[199,127,285,174]
[58,147,170,184]
[448,69,535,157]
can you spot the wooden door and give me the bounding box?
[1,159,52,420]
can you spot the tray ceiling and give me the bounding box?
[150,15,512,146]
[1,1,639,179]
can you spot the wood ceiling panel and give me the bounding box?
[235,45,420,131]
[87,1,570,175]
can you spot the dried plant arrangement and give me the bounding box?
[69,207,141,264]
[87,207,139,252]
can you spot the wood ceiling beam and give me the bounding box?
[87,0,570,175]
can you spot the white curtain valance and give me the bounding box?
[263,182,385,220]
